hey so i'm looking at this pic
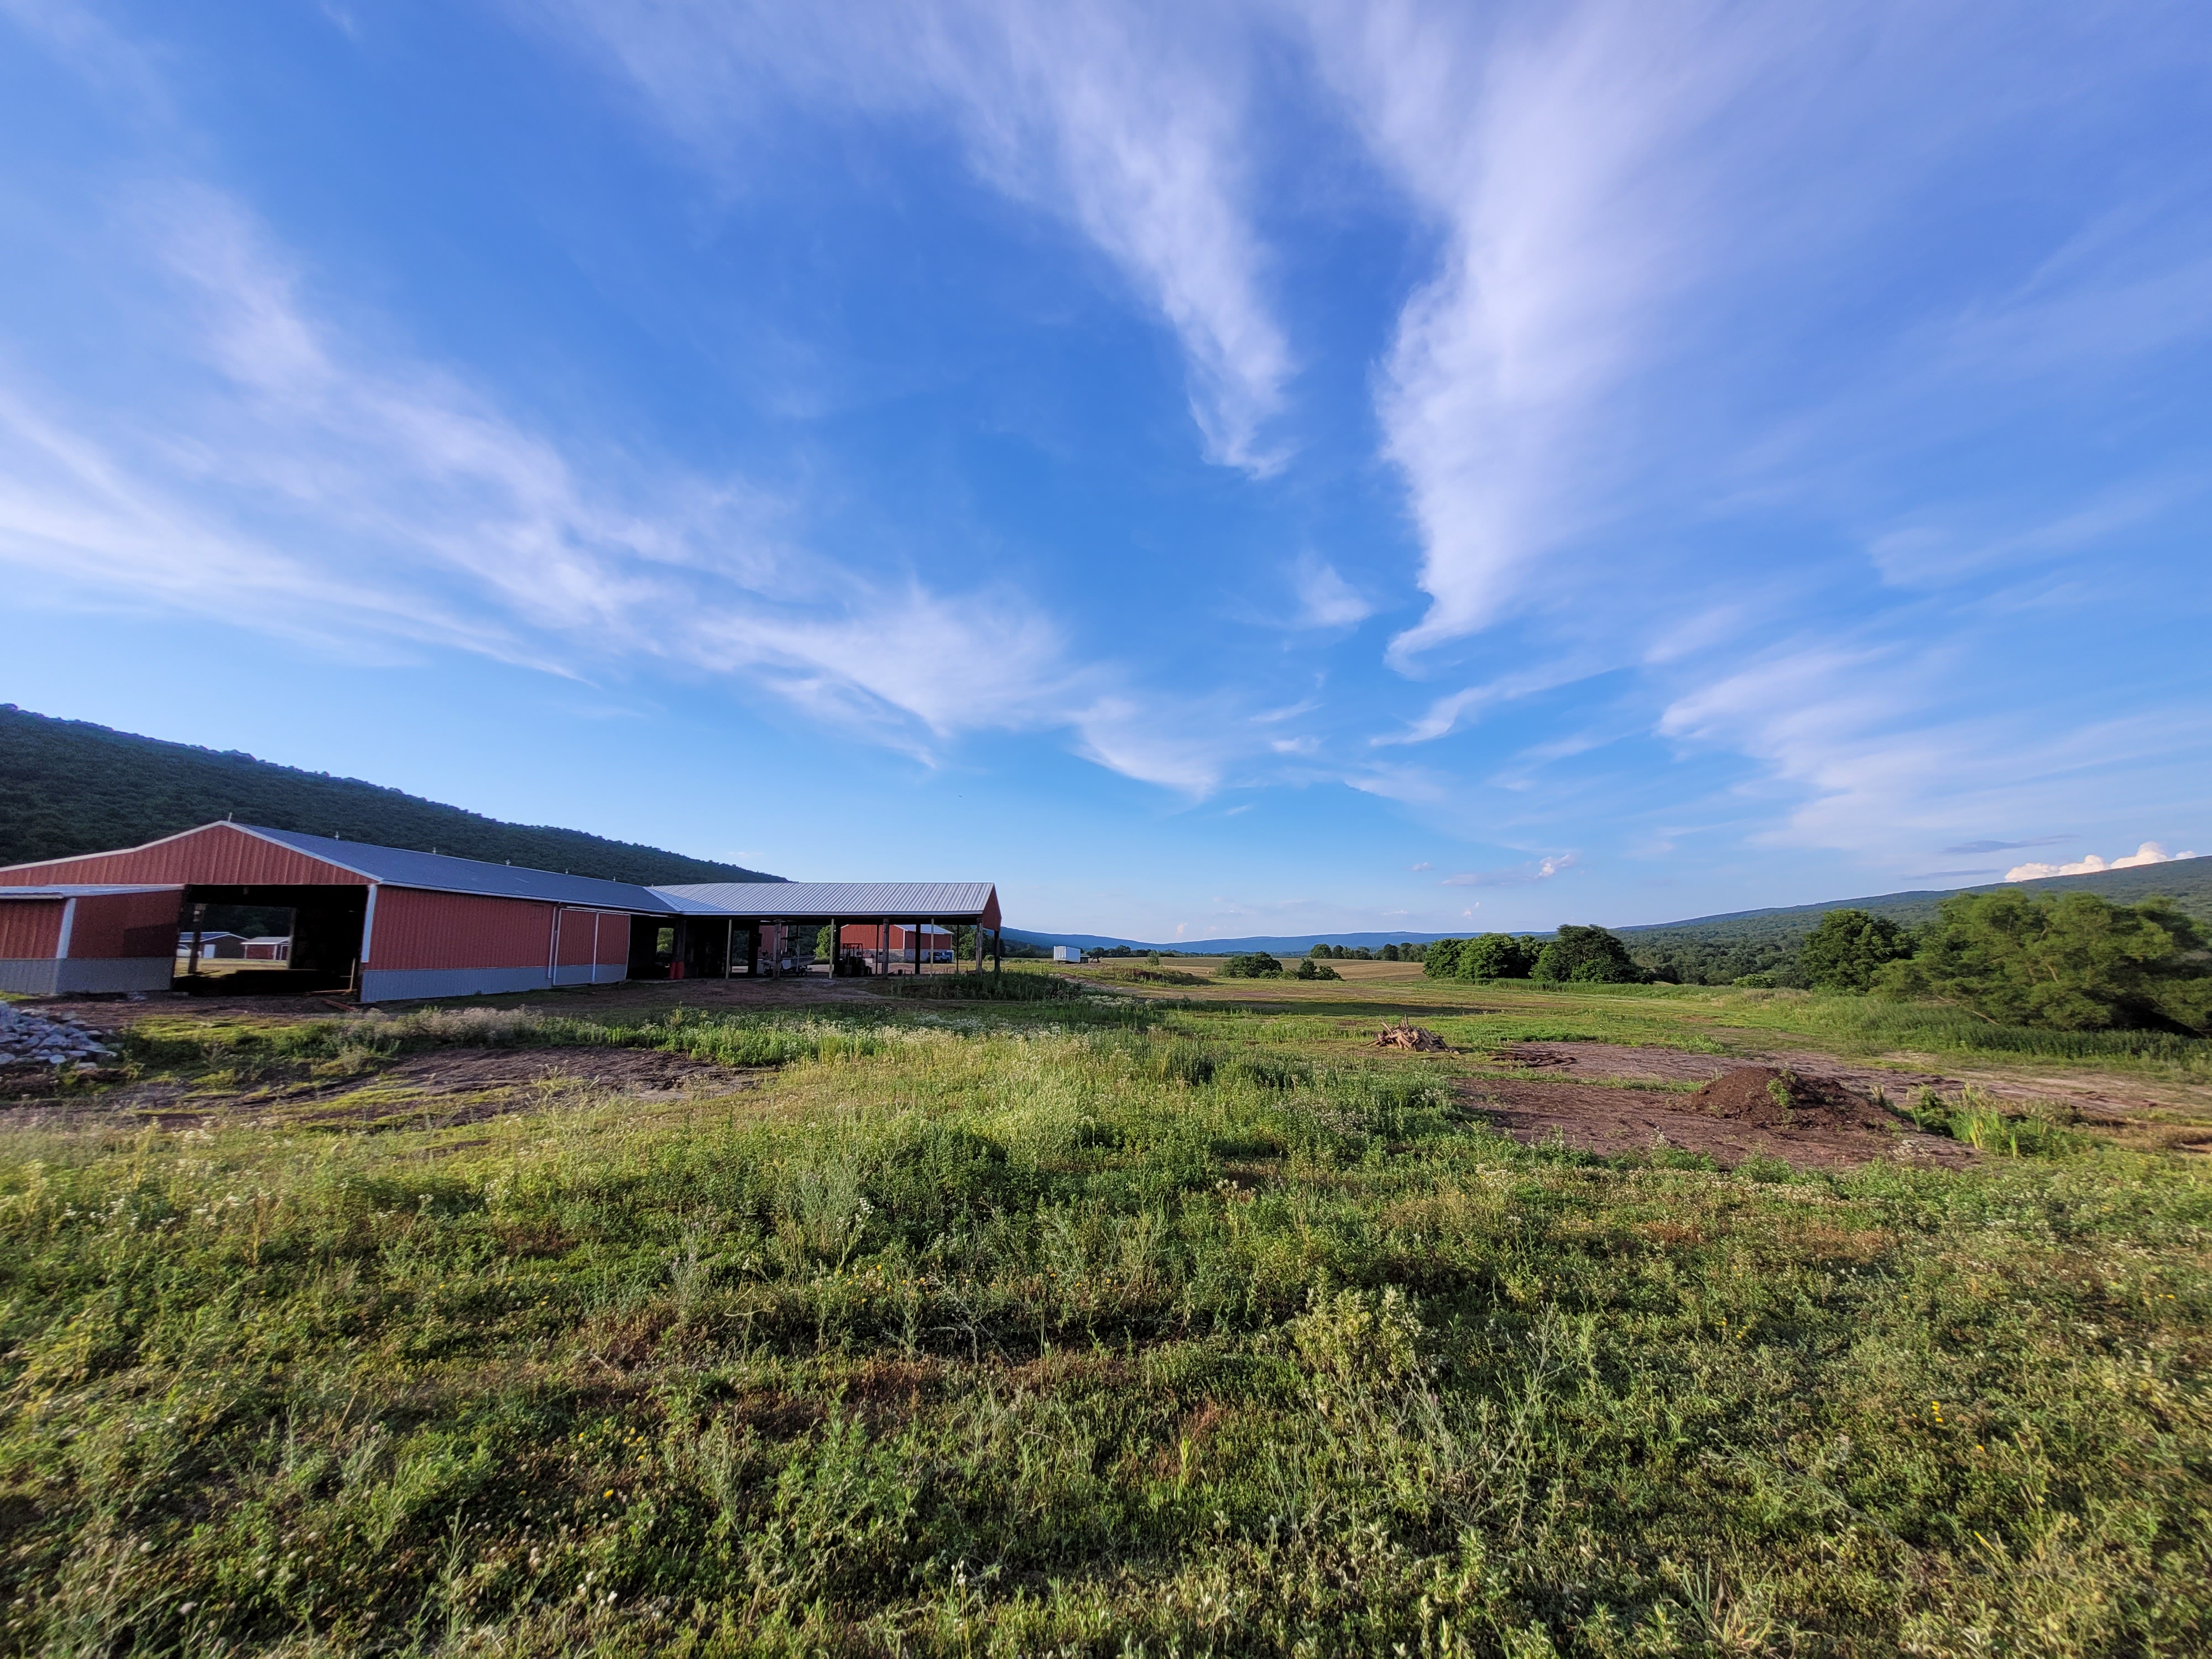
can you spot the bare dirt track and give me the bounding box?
[1495,1040,2210,1125]
[0,1044,758,1129]
[1463,1067,1975,1170]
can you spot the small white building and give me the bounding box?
[1052,945,1084,963]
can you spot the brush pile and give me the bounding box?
[1373,1021,1448,1051]
[0,1003,116,1069]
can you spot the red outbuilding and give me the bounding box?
[1,823,1005,1003]
[0,822,655,1001]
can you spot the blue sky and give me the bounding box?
[3,0,2208,943]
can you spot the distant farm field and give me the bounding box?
[1,975,2207,1656]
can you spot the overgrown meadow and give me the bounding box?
[1,989,2207,1657]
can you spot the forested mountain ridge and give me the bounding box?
[1620,860,2212,985]
[0,706,782,886]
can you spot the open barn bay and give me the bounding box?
[2,973,2207,1657]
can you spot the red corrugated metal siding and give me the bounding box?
[69,890,185,959]
[372,888,555,971]
[552,910,632,967]
[556,909,598,967]
[0,823,363,889]
[597,912,630,966]
[0,902,64,958]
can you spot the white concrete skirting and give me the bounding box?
[0,958,174,995]
[551,963,627,987]
[359,967,563,1004]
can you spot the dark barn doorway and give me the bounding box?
[625,916,732,981]
[176,884,368,994]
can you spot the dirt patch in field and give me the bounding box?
[0,1044,757,1129]
[1494,1040,2208,1125]
[1496,1042,1958,1104]
[1462,1072,1973,1170]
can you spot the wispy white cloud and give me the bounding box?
[1067,696,1238,795]
[536,0,1292,472]
[1291,557,1372,628]
[2005,842,2199,882]
[0,181,1077,753]
[1300,0,1833,659]
[1292,0,2212,678]
[1442,852,1575,886]
[1372,659,1600,747]
[1866,481,2198,589]
[1656,640,2212,869]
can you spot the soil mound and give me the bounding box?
[1690,1066,1895,1132]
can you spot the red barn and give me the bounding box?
[0,822,655,1001]
[0,884,185,995]
[1,824,1005,1003]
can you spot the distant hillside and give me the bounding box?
[1619,859,2212,985]
[1004,928,1460,956]
[0,705,782,887]
[1009,859,2212,979]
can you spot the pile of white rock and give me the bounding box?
[0,1002,116,1068]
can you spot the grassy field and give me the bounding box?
[1,978,2207,1657]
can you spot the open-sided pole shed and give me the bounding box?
[654,881,1003,977]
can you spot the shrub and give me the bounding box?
[1800,908,1914,991]
[1877,890,2212,1033]
[1218,952,1284,979]
[1293,957,1340,980]
[1905,1084,2092,1157]
[1458,932,1537,980]
[1531,924,1644,984]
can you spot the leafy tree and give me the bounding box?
[1308,943,1332,958]
[1380,943,1401,961]
[1457,932,1537,980]
[1293,957,1340,980]
[1878,890,2212,1033]
[1799,909,1914,991]
[1218,952,1284,979]
[1422,939,1465,979]
[1531,925,1644,984]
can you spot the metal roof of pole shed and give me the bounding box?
[238,826,729,912]
[2,823,998,928]
[657,880,1001,925]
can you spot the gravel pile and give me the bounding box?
[0,1003,116,1069]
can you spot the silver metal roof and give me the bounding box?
[655,880,999,919]
[243,826,684,912]
[11,825,995,924]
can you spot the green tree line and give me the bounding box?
[1421,890,2212,1035]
